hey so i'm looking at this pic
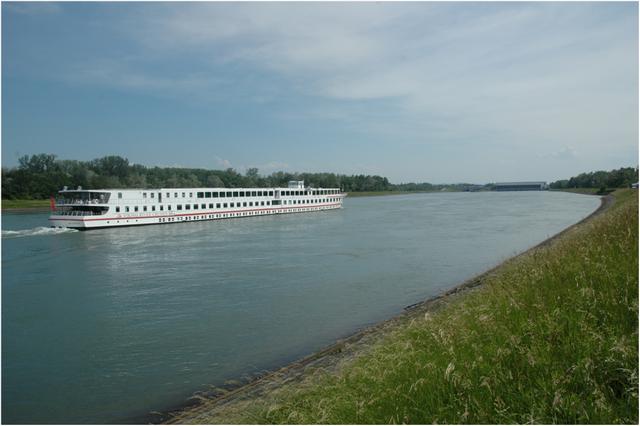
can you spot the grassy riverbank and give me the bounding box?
[176,189,638,424]
[1,199,49,210]
[552,188,614,196]
[346,190,429,197]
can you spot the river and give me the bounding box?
[1,191,600,424]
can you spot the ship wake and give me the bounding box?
[2,227,79,239]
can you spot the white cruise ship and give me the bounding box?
[49,181,346,230]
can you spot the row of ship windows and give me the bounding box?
[119,189,340,200]
[114,198,340,213]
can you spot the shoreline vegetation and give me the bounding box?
[2,154,636,209]
[0,188,619,211]
[164,189,637,424]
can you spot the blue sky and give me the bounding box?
[2,2,638,183]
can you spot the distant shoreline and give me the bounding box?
[159,193,614,424]
[0,189,609,213]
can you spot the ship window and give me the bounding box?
[249,202,253,206]
[219,192,225,198]
[182,192,186,198]
[267,201,271,205]
[233,191,239,197]
[223,203,228,208]
[160,205,164,211]
[213,192,219,198]
[143,206,147,211]
[197,192,204,198]
[193,204,198,210]
[230,202,235,208]
[269,191,274,196]
[201,204,206,209]
[261,201,265,206]
[177,205,182,210]
[226,191,232,197]
[151,193,155,198]
[205,192,211,198]
[209,203,213,208]
[143,193,147,198]
[186,204,191,210]
[135,206,139,212]
[272,200,281,205]
[216,203,221,208]
[175,192,178,197]
[166,193,170,198]
[243,202,247,207]
[189,193,193,197]
[116,206,120,212]
[118,193,122,199]
[125,206,130,212]
[239,191,245,197]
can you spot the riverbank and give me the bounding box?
[1,199,50,212]
[347,190,433,197]
[1,193,424,210]
[164,189,637,424]
[552,188,612,195]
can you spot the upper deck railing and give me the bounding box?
[56,198,107,206]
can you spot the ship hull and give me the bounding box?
[49,200,344,230]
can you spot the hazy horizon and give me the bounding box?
[2,2,638,183]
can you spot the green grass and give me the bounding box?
[1,199,50,209]
[347,190,444,197]
[186,189,638,424]
[553,188,620,196]
[551,188,602,195]
[347,191,415,197]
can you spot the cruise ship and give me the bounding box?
[49,181,346,230]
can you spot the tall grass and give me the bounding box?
[1,199,50,209]
[186,190,638,424]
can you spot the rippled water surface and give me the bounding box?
[2,192,600,423]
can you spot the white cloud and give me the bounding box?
[52,3,638,181]
[216,157,232,169]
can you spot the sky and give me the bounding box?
[1,1,638,184]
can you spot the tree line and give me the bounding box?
[1,154,393,199]
[4,154,635,200]
[549,167,638,190]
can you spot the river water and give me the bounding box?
[2,191,600,424]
